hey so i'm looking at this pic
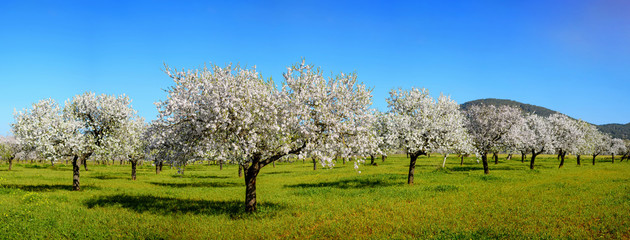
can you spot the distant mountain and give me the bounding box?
[460,98,630,140]
[460,98,561,117]
[597,123,630,140]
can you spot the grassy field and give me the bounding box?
[1,154,629,239]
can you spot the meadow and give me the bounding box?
[1,154,629,239]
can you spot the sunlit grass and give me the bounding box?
[1,154,629,239]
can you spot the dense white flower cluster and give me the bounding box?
[0,135,19,170]
[383,88,470,183]
[464,104,522,174]
[152,60,375,212]
[12,93,140,189]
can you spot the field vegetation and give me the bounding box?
[1,154,629,239]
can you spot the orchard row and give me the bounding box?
[1,60,628,213]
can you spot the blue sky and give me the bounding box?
[1,0,629,135]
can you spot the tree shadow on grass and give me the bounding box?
[1,183,101,192]
[263,171,292,175]
[170,175,229,179]
[285,177,396,189]
[149,181,241,188]
[449,165,519,172]
[90,175,125,180]
[84,194,284,217]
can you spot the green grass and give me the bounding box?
[1,155,629,239]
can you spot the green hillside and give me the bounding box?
[460,98,630,139]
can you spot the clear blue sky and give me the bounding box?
[1,0,629,135]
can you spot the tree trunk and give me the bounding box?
[592,155,596,165]
[530,149,539,170]
[244,162,261,213]
[507,154,512,161]
[577,154,581,165]
[312,158,317,170]
[482,153,489,174]
[131,160,137,180]
[72,155,80,191]
[238,164,243,178]
[408,153,419,184]
[83,158,88,171]
[273,161,275,168]
[370,155,375,165]
[50,159,55,167]
[156,161,161,174]
[493,152,499,164]
[460,155,464,165]
[219,160,223,170]
[558,150,565,168]
[382,155,386,162]
[342,157,346,165]
[441,154,448,168]
[521,152,526,163]
[611,154,615,164]
[8,157,14,171]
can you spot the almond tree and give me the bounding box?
[0,136,19,170]
[621,140,630,162]
[154,60,374,213]
[464,104,522,174]
[548,114,582,168]
[103,118,147,180]
[13,93,139,190]
[577,124,609,165]
[384,89,469,184]
[521,114,554,170]
[608,138,626,163]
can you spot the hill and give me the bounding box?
[460,98,630,140]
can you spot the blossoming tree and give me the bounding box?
[0,136,19,170]
[547,114,582,168]
[464,104,522,174]
[384,88,469,184]
[154,60,374,212]
[13,93,139,190]
[608,138,626,163]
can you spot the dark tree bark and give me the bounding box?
[407,151,426,184]
[312,158,317,170]
[244,144,305,213]
[83,158,88,171]
[592,154,597,165]
[408,154,418,184]
[577,154,581,165]
[244,162,261,213]
[558,150,566,168]
[521,152,526,163]
[370,155,375,165]
[155,161,161,174]
[507,154,512,161]
[273,161,275,168]
[611,154,615,164]
[8,157,14,171]
[72,155,80,191]
[131,160,137,180]
[381,155,387,162]
[460,155,464,165]
[530,148,544,170]
[482,153,490,174]
[219,160,223,170]
[342,157,346,165]
[238,164,243,178]
[493,152,499,164]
